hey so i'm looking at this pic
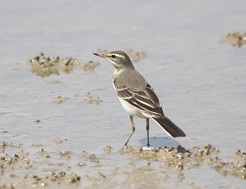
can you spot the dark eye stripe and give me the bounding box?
[111,55,116,58]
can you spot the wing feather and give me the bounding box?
[115,83,164,117]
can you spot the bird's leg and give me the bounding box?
[146,118,150,147]
[124,116,135,146]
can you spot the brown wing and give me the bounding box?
[115,83,164,117]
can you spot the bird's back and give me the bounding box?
[113,68,147,91]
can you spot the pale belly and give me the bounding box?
[118,97,152,118]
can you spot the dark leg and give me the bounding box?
[124,116,135,146]
[146,118,150,147]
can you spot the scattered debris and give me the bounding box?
[53,95,69,104]
[80,60,100,73]
[89,154,99,163]
[84,92,102,104]
[0,142,245,189]
[35,119,41,124]
[59,151,72,159]
[53,137,68,144]
[220,32,246,47]
[28,53,100,77]
[120,144,246,179]
[0,92,7,98]
[104,145,112,153]
[77,162,86,167]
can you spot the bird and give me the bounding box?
[93,51,185,147]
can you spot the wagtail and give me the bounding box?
[93,51,185,147]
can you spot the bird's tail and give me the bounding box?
[153,117,186,137]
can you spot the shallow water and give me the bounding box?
[0,1,246,188]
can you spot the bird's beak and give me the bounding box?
[93,52,105,58]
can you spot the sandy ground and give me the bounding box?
[0,1,246,188]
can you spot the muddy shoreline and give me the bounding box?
[1,140,245,189]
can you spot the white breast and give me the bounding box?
[118,97,151,118]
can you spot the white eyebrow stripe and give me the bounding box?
[115,54,125,59]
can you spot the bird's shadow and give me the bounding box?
[140,137,181,148]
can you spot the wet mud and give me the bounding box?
[0,141,245,189]
[28,53,100,77]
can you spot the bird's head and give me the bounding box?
[93,51,134,69]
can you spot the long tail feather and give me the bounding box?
[153,117,186,137]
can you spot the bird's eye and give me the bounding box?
[111,55,116,58]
